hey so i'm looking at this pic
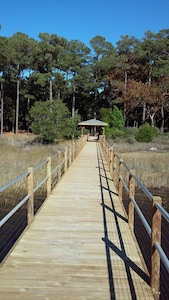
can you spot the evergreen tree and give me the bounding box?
[27,99,70,143]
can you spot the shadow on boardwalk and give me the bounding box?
[0,141,154,299]
[96,143,150,300]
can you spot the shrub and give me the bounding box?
[105,127,125,139]
[64,114,81,139]
[125,126,138,137]
[126,136,137,144]
[135,124,157,142]
[109,105,125,129]
[124,127,138,143]
[27,99,70,143]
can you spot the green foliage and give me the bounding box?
[109,105,125,129]
[105,127,125,139]
[135,124,157,142]
[99,107,111,123]
[102,106,125,138]
[27,99,70,143]
[125,136,137,144]
[64,113,81,139]
[123,127,138,143]
[111,127,125,139]
[124,126,138,136]
[1,29,169,134]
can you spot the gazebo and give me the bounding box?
[78,118,108,138]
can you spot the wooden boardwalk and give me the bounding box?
[0,141,154,299]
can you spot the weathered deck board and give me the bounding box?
[0,141,154,299]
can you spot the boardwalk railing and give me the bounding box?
[99,135,169,300]
[0,135,87,261]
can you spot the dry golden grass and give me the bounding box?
[119,151,169,188]
[1,133,169,189]
[106,135,169,188]
[0,133,70,187]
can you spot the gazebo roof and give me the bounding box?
[78,119,108,127]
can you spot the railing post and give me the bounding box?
[150,196,162,300]
[110,148,113,177]
[47,156,51,197]
[64,147,68,173]
[69,144,72,166]
[106,143,109,165]
[128,170,135,231]
[76,140,79,156]
[74,140,76,159]
[81,137,83,150]
[105,142,108,164]
[118,159,123,200]
[58,151,61,181]
[27,167,34,225]
[109,146,111,171]
[72,141,75,161]
[113,154,117,187]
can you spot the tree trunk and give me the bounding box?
[58,90,61,100]
[15,63,20,135]
[160,102,164,133]
[124,70,127,98]
[15,78,19,134]
[150,113,155,126]
[27,97,30,111]
[149,60,152,86]
[122,70,128,118]
[72,83,76,118]
[0,82,4,136]
[142,101,146,123]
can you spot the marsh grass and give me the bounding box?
[0,134,70,208]
[0,134,69,187]
[119,152,169,187]
[108,135,169,188]
[1,133,169,208]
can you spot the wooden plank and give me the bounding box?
[0,141,154,299]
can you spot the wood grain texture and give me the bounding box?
[0,141,154,299]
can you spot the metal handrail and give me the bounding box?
[0,135,87,230]
[155,242,169,273]
[119,175,129,193]
[0,194,30,227]
[130,196,152,238]
[33,159,48,171]
[131,173,153,201]
[33,176,48,193]
[99,134,169,294]
[0,171,29,193]
[121,160,131,173]
[155,202,169,223]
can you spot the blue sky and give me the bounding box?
[1,0,169,47]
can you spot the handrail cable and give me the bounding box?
[131,173,153,201]
[0,171,29,192]
[121,160,131,172]
[0,194,30,228]
[130,196,151,237]
[33,176,48,193]
[33,159,47,171]
[155,202,169,223]
[155,242,169,274]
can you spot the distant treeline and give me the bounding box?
[0,29,169,133]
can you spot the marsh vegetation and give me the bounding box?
[0,133,169,209]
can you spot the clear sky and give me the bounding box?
[1,0,169,47]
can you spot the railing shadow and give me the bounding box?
[96,143,150,300]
